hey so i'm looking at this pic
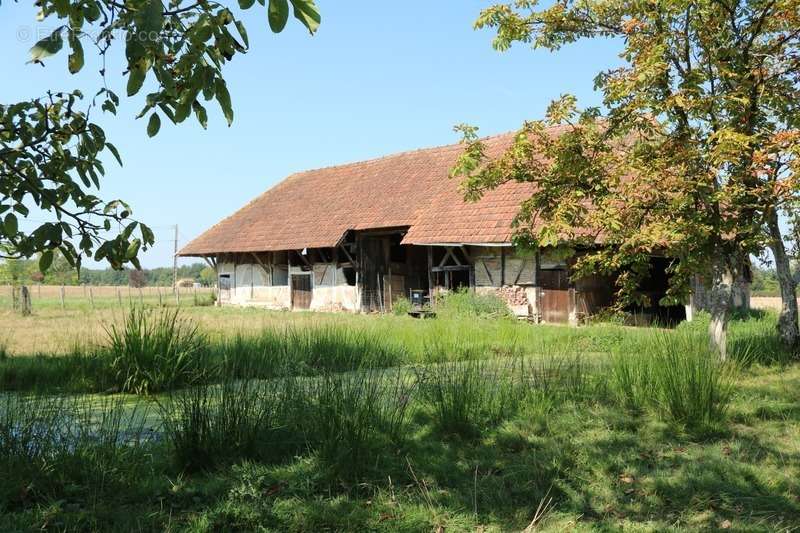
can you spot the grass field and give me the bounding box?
[1,292,799,531]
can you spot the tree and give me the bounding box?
[129,269,147,288]
[199,266,217,286]
[453,0,800,357]
[2,0,320,274]
[0,257,33,286]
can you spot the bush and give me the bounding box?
[435,288,513,320]
[610,330,737,429]
[103,307,209,394]
[392,296,412,316]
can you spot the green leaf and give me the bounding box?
[39,250,54,273]
[127,68,146,96]
[106,142,123,166]
[215,79,234,126]
[147,113,161,137]
[192,101,208,129]
[126,239,141,260]
[4,213,18,235]
[141,224,155,245]
[29,28,64,62]
[235,20,249,47]
[238,0,255,8]
[137,0,164,35]
[67,31,84,73]
[268,0,290,33]
[289,0,320,34]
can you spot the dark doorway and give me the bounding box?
[291,274,312,310]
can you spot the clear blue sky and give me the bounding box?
[2,1,623,268]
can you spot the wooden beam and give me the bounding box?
[459,245,472,264]
[427,246,434,305]
[480,259,494,286]
[500,247,506,286]
[338,244,359,271]
[432,265,473,272]
[513,257,527,285]
[250,252,271,277]
[295,250,312,268]
[438,246,462,268]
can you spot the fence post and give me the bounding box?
[11,285,18,311]
[89,286,95,310]
[20,285,31,316]
[117,287,122,306]
[158,287,163,307]
[60,285,65,311]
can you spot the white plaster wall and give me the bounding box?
[310,286,359,312]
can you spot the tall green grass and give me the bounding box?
[0,394,155,506]
[304,367,414,480]
[418,354,592,437]
[609,330,737,429]
[161,368,414,481]
[104,307,209,394]
[160,377,302,472]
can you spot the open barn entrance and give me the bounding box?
[355,230,429,312]
[624,257,686,325]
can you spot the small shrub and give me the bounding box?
[103,307,209,394]
[392,296,412,316]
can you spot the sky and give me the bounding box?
[2,1,624,268]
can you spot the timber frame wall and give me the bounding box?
[203,236,602,323]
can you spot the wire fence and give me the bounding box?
[1,284,217,313]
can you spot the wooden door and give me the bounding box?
[291,274,312,310]
[540,288,570,323]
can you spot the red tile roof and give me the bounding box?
[178,131,545,256]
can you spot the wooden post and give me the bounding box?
[427,246,434,308]
[11,285,18,311]
[60,285,65,311]
[158,287,163,307]
[89,287,95,310]
[117,287,122,306]
[500,247,506,286]
[20,285,31,316]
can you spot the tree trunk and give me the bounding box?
[767,209,799,349]
[708,255,734,361]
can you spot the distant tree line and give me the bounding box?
[0,254,215,287]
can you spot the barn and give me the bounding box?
[178,131,749,324]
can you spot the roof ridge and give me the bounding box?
[288,129,518,177]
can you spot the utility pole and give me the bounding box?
[173,224,179,292]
